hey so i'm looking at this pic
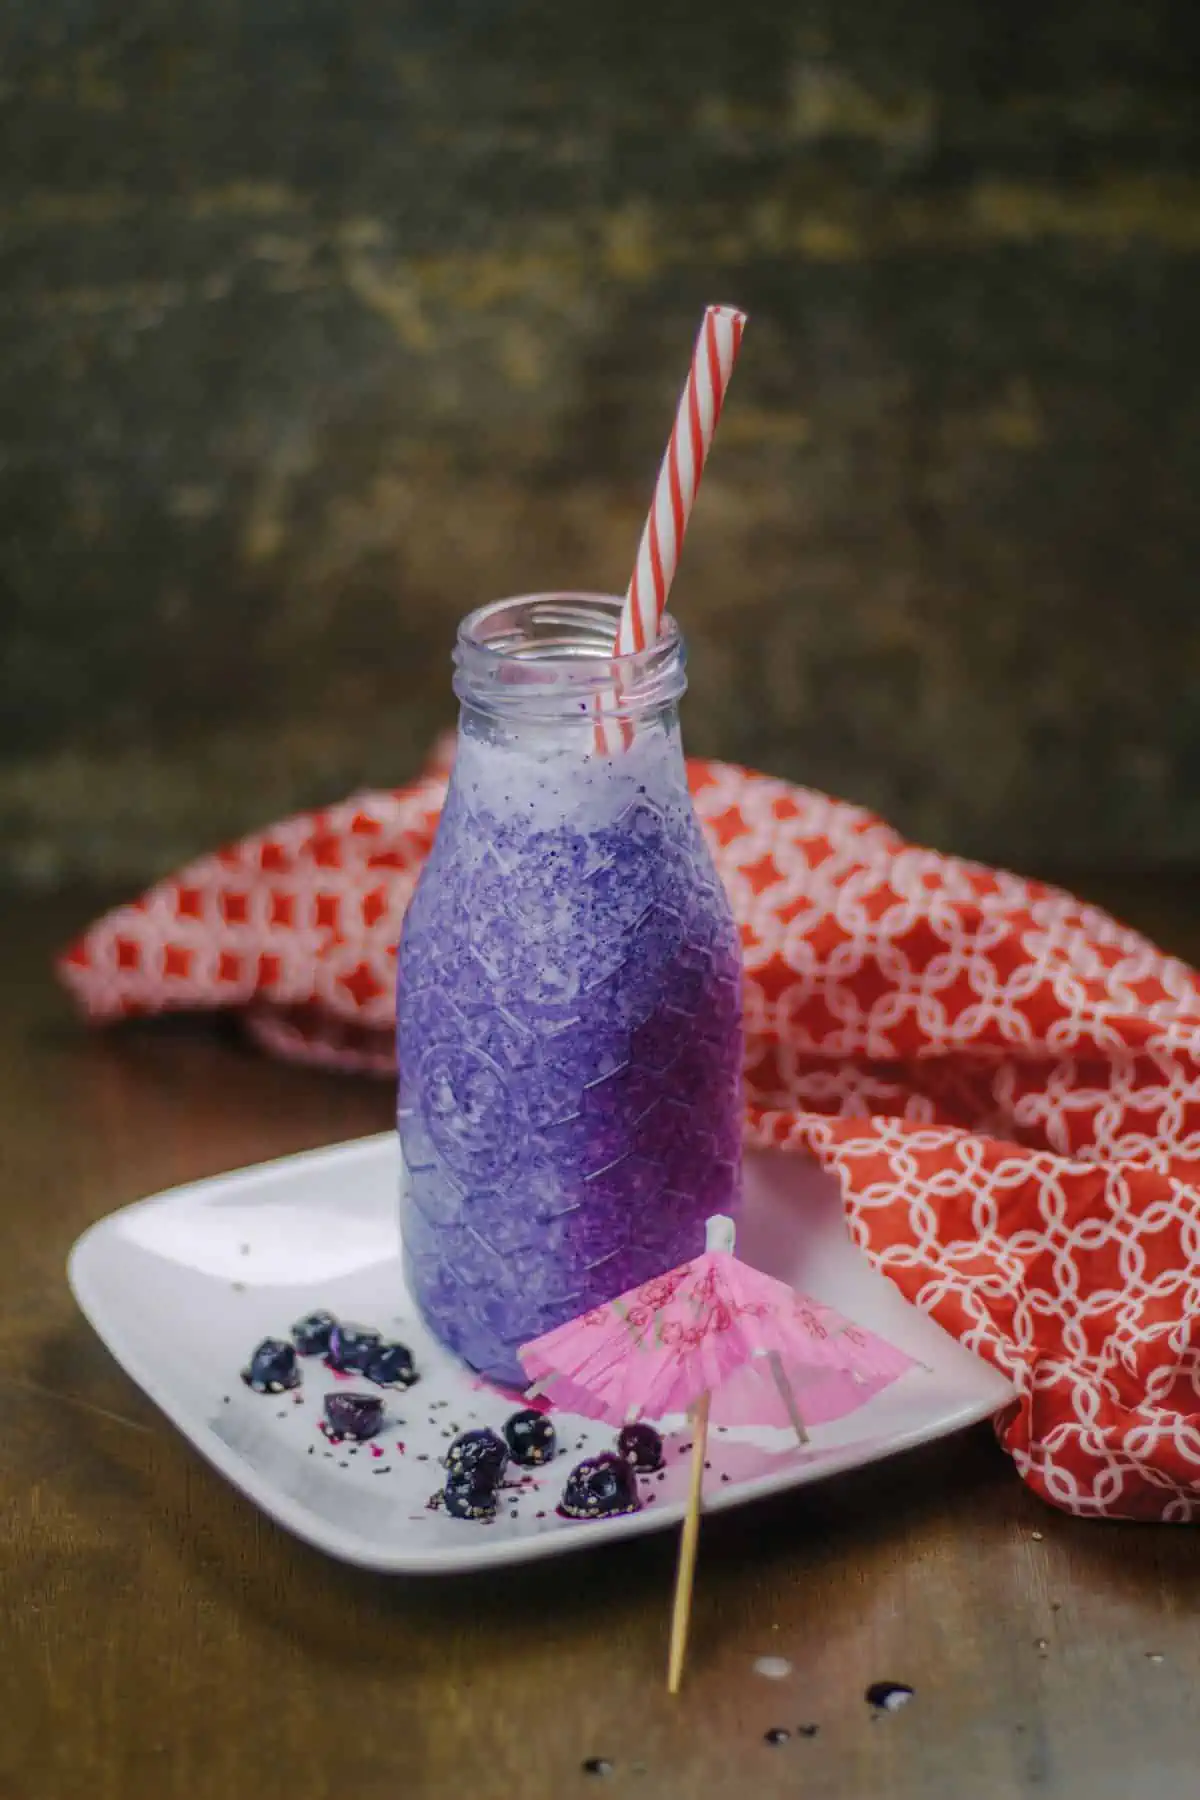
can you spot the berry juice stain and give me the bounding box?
[866,1681,915,1713]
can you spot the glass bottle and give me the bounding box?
[397,593,742,1386]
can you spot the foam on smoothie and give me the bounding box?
[454,719,690,834]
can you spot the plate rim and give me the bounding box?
[67,1132,1013,1575]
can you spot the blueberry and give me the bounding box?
[363,1342,419,1390]
[444,1428,508,1485]
[441,1471,500,1522]
[616,1422,664,1472]
[559,1452,642,1520]
[504,1408,557,1466]
[324,1392,384,1441]
[325,1322,382,1373]
[242,1338,300,1394]
[291,1310,337,1355]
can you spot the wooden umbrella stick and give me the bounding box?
[667,1390,711,1695]
[768,1350,810,1447]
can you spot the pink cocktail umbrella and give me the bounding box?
[520,1216,921,1691]
[705,1340,915,1433]
[524,1268,918,1439]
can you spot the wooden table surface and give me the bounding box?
[4,881,1200,1800]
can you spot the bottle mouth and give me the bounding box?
[454,593,686,724]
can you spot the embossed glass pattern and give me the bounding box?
[397,593,743,1386]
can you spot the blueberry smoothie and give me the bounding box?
[397,595,742,1387]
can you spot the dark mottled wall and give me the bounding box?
[3,0,1200,885]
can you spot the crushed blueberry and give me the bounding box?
[444,1428,508,1485]
[364,1342,419,1389]
[242,1338,301,1394]
[504,1408,557,1466]
[617,1421,664,1471]
[324,1392,385,1441]
[442,1471,500,1521]
[559,1452,641,1520]
[325,1322,382,1373]
[291,1310,337,1355]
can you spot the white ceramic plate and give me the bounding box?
[68,1136,1013,1574]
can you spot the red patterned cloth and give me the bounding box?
[58,754,1200,1520]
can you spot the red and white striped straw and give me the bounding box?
[596,304,746,751]
[618,303,746,656]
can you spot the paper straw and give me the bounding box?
[596,304,746,751]
[619,304,746,655]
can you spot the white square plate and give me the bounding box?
[68,1135,1013,1573]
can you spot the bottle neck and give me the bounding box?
[453,592,687,739]
[447,593,692,829]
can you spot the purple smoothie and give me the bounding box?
[396,596,742,1387]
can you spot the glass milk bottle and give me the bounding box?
[397,593,742,1386]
